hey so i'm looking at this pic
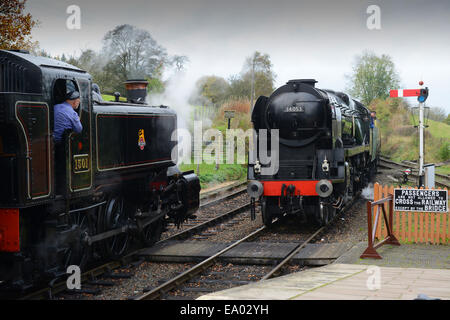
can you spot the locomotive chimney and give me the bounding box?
[287,79,317,87]
[124,79,149,104]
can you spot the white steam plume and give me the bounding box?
[147,71,199,165]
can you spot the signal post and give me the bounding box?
[390,82,429,187]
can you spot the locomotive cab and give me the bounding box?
[0,50,93,205]
[52,78,92,195]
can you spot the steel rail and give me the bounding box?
[380,157,449,181]
[261,226,324,281]
[16,192,250,300]
[200,186,247,208]
[137,189,364,299]
[261,191,361,281]
[379,158,449,188]
[157,202,251,243]
[200,181,247,205]
[19,260,124,300]
[135,222,271,300]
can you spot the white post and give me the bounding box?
[250,55,257,169]
[250,54,255,110]
[418,100,424,182]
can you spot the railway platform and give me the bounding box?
[197,242,450,300]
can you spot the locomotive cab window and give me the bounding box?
[52,79,84,194]
[52,79,83,143]
[53,79,82,117]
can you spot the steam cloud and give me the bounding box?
[147,71,195,164]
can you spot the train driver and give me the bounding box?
[54,91,83,144]
[370,111,377,128]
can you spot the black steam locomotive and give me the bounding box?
[247,79,380,226]
[0,50,200,290]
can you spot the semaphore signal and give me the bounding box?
[389,81,430,187]
[389,87,429,102]
[389,89,421,98]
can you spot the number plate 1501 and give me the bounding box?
[73,154,90,173]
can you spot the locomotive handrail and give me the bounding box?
[360,194,400,259]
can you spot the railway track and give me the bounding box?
[134,194,360,300]
[135,221,272,300]
[14,186,250,300]
[200,181,247,207]
[17,182,361,300]
[379,157,449,188]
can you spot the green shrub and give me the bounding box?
[438,141,450,161]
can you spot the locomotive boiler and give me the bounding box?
[247,79,380,226]
[0,50,200,291]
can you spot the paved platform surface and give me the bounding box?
[198,243,450,300]
[197,263,450,300]
[138,241,352,265]
[336,242,450,269]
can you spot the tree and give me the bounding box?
[100,24,187,95]
[192,75,230,107]
[227,51,275,101]
[0,0,38,50]
[171,55,189,71]
[65,49,112,92]
[102,24,167,79]
[35,49,52,58]
[347,51,400,106]
[427,107,447,122]
[37,24,187,97]
[445,114,450,126]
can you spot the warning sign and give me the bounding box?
[224,110,235,119]
[394,189,448,212]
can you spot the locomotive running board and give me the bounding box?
[345,145,370,157]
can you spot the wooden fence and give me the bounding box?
[373,183,449,244]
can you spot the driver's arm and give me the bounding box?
[70,111,83,134]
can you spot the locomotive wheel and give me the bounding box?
[141,217,164,247]
[261,197,280,227]
[327,205,337,222]
[311,202,335,227]
[62,210,93,271]
[101,196,130,259]
[261,199,273,227]
[306,204,320,227]
[319,202,329,226]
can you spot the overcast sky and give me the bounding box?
[27,0,450,114]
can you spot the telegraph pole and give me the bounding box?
[250,54,255,112]
[250,53,257,169]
